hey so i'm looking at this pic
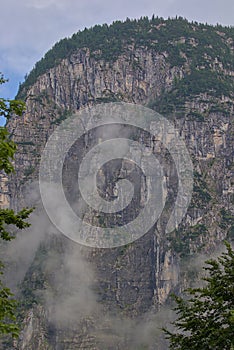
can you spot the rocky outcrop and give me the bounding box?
[2,21,234,349]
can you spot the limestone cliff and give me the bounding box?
[1,17,233,349]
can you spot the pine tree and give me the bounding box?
[164,242,234,349]
[0,74,33,337]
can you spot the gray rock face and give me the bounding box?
[3,38,233,349]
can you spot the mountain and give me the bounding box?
[2,16,234,349]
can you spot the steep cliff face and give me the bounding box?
[8,47,181,210]
[2,17,234,349]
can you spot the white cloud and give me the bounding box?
[25,0,60,9]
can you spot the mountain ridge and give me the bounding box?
[17,16,233,100]
[2,16,234,349]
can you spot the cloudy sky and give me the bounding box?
[0,0,233,100]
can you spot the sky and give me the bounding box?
[0,0,233,101]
